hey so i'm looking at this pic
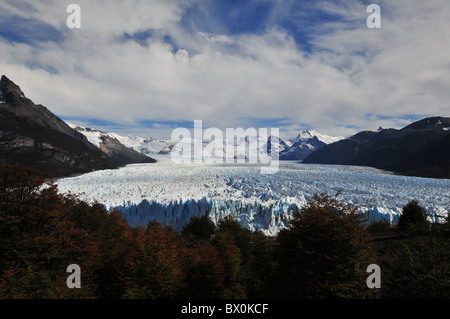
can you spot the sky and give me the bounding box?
[1,0,450,139]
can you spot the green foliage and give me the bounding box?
[211,230,245,298]
[398,200,430,233]
[1,160,449,299]
[122,222,189,299]
[0,160,130,298]
[380,235,450,298]
[181,215,216,241]
[183,242,225,298]
[445,213,450,236]
[367,219,392,233]
[275,193,378,299]
[244,233,277,299]
[216,215,252,263]
[182,214,276,299]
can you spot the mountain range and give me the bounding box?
[67,124,157,167]
[303,117,450,179]
[0,75,155,178]
[2,75,449,179]
[277,130,342,160]
[59,118,450,179]
[88,127,343,161]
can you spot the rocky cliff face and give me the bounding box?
[303,117,450,179]
[0,75,153,177]
[71,125,156,166]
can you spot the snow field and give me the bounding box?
[55,155,450,235]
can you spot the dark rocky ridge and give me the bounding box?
[279,135,326,160]
[0,75,154,178]
[303,116,450,179]
[72,125,156,166]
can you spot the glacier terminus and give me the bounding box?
[55,155,450,236]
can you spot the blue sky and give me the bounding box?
[1,0,449,139]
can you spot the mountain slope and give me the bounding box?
[110,134,172,155]
[110,128,342,161]
[303,117,450,179]
[0,75,153,177]
[68,125,156,166]
[279,129,343,160]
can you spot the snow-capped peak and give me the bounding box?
[66,122,107,148]
[288,129,342,146]
[110,133,177,155]
[66,121,344,162]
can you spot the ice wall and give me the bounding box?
[116,197,300,236]
[55,158,450,235]
[115,197,447,236]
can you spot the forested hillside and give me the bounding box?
[1,160,449,299]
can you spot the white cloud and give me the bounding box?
[1,0,450,139]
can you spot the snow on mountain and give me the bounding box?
[287,129,343,147]
[94,128,343,162]
[66,123,155,165]
[65,122,169,154]
[278,129,344,160]
[55,156,450,236]
[66,123,104,147]
[107,130,275,160]
[67,121,345,163]
[109,133,173,155]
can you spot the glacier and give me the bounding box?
[55,155,450,236]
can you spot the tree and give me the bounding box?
[122,222,188,298]
[0,161,88,298]
[181,215,216,242]
[0,159,131,298]
[245,232,277,299]
[397,200,430,233]
[216,215,252,265]
[65,201,132,298]
[367,219,391,234]
[275,193,378,299]
[380,235,450,298]
[212,230,246,298]
[183,242,225,298]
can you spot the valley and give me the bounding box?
[56,155,450,235]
